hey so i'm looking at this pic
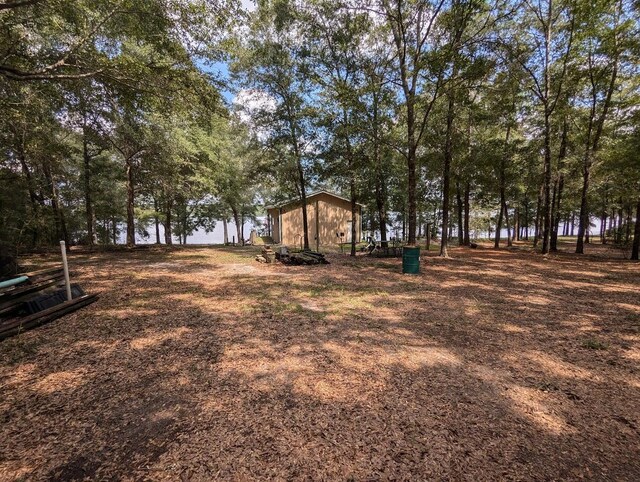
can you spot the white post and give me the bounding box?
[60,241,72,301]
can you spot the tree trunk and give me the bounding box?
[456,181,463,245]
[402,205,406,241]
[617,204,623,244]
[553,188,567,243]
[43,162,69,247]
[406,108,418,246]
[625,204,632,243]
[631,197,640,260]
[551,173,564,251]
[154,198,160,244]
[299,187,309,249]
[504,198,512,247]
[18,144,39,210]
[524,198,530,240]
[241,212,245,246]
[577,40,618,253]
[164,198,173,245]
[231,206,241,247]
[550,119,568,251]
[440,88,455,257]
[350,180,357,257]
[375,172,388,249]
[181,207,188,245]
[533,182,544,247]
[609,208,616,239]
[496,122,512,249]
[384,4,439,247]
[17,138,41,246]
[463,182,470,245]
[286,104,310,251]
[372,94,388,248]
[125,158,135,246]
[549,178,558,250]
[541,109,552,254]
[83,136,97,246]
[292,137,309,251]
[495,203,503,249]
[223,218,229,245]
[570,212,575,236]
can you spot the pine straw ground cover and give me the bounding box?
[0,242,639,481]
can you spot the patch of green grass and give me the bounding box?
[373,261,400,271]
[307,287,328,297]
[178,254,210,260]
[1,337,40,365]
[293,303,327,320]
[582,338,608,350]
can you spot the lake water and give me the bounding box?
[118,219,261,245]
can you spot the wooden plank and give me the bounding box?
[0,300,26,317]
[0,294,98,340]
[0,267,63,295]
[0,276,29,295]
[0,274,64,304]
[0,280,67,316]
[17,266,63,279]
[0,275,70,315]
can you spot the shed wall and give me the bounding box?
[270,193,360,248]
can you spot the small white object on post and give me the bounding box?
[60,241,72,301]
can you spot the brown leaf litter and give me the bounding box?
[0,242,639,480]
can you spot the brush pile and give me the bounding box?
[278,249,329,265]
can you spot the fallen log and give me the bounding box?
[0,294,98,341]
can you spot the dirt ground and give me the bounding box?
[1,241,639,481]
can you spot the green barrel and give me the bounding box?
[402,246,420,274]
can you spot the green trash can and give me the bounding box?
[402,246,420,274]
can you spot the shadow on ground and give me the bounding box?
[0,242,639,480]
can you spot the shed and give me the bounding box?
[266,191,363,249]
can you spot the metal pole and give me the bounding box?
[60,241,72,301]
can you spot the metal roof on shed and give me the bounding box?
[265,190,364,210]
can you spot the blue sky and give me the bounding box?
[196,59,235,103]
[193,0,256,104]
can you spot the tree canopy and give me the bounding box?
[1,0,639,259]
